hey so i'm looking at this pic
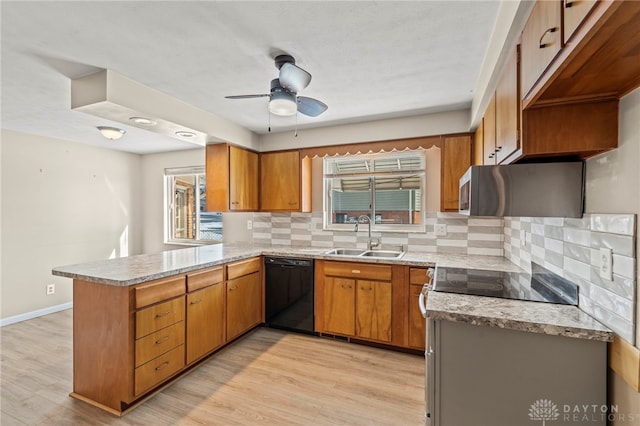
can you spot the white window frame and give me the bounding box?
[165,166,221,245]
[323,150,427,233]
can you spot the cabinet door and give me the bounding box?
[323,276,355,336]
[229,146,259,211]
[473,119,484,166]
[563,0,597,44]
[356,280,392,343]
[186,283,225,364]
[226,272,261,341]
[441,135,471,212]
[408,284,426,349]
[205,144,230,212]
[495,44,520,164]
[260,151,301,211]
[483,95,497,164]
[521,0,561,98]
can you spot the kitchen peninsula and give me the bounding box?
[53,244,612,416]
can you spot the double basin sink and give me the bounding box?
[325,248,405,259]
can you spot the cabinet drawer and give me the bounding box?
[135,276,186,309]
[135,321,185,367]
[187,266,223,292]
[409,268,432,285]
[324,261,392,281]
[226,257,261,280]
[134,345,185,396]
[136,297,185,338]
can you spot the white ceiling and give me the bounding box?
[1,1,501,154]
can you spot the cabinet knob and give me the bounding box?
[495,146,502,151]
[190,299,202,305]
[539,27,558,49]
[155,311,171,318]
[488,153,495,159]
[155,336,170,345]
[155,361,170,371]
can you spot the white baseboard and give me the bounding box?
[0,302,73,327]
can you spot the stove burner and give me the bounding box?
[432,263,578,305]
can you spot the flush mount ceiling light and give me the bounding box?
[97,126,125,140]
[129,116,157,125]
[175,130,196,138]
[268,90,297,116]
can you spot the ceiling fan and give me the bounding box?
[225,54,328,118]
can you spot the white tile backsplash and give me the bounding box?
[504,213,637,344]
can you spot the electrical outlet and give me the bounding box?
[435,224,447,236]
[599,247,613,280]
[46,284,55,295]
[247,220,253,230]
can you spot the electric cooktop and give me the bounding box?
[431,262,578,306]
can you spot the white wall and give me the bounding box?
[585,88,640,342]
[0,129,143,321]
[259,110,470,151]
[140,148,206,254]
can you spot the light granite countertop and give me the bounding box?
[426,291,613,342]
[51,243,521,286]
[52,242,612,342]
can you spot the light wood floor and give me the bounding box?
[1,309,425,425]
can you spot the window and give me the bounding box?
[323,150,426,232]
[165,166,222,244]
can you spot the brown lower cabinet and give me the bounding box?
[316,260,409,347]
[71,256,424,415]
[71,257,263,415]
[186,266,225,365]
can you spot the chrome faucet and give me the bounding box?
[356,215,380,251]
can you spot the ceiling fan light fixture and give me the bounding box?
[97,126,125,140]
[269,91,297,116]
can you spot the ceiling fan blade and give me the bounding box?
[225,94,270,99]
[279,62,312,92]
[297,96,328,117]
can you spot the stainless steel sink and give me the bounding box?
[361,250,404,258]
[325,248,366,256]
[325,248,404,259]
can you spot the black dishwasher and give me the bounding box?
[264,257,315,335]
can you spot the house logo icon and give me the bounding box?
[529,399,559,425]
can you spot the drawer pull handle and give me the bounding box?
[155,361,170,371]
[155,311,171,318]
[564,0,573,7]
[341,284,352,289]
[155,336,169,345]
[360,287,372,291]
[539,27,558,49]
[190,299,202,305]
[229,285,238,291]
[351,270,360,274]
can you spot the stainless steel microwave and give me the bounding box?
[459,162,585,217]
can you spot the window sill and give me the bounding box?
[164,240,222,247]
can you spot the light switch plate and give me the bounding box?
[247,220,253,230]
[599,247,613,281]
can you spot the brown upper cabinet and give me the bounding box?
[494,44,520,164]
[563,0,597,44]
[521,0,562,99]
[441,135,471,211]
[483,94,497,164]
[524,0,640,107]
[472,118,484,166]
[260,150,312,212]
[206,144,259,212]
